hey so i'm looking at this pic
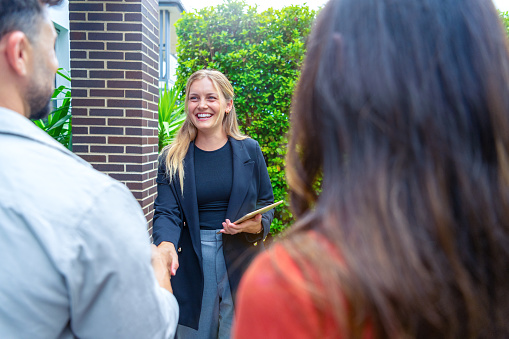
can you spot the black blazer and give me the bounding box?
[153,137,275,329]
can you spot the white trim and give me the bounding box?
[48,0,70,88]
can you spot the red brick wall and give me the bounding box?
[69,0,160,231]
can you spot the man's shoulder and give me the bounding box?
[3,131,112,186]
[0,132,132,229]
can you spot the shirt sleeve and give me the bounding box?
[63,181,179,339]
[232,246,324,339]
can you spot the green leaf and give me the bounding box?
[158,83,186,151]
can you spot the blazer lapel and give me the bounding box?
[181,142,202,264]
[226,138,254,221]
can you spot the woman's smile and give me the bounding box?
[196,113,213,120]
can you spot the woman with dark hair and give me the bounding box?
[233,0,509,338]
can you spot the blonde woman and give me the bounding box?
[153,69,274,338]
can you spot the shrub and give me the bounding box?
[159,83,186,152]
[175,0,317,234]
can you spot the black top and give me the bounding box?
[194,140,233,230]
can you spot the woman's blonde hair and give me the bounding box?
[162,69,247,192]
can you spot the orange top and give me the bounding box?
[232,236,374,339]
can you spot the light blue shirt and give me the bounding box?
[0,108,178,338]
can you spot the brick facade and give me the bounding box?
[69,0,160,230]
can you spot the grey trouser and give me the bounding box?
[176,229,234,339]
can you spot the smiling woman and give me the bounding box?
[153,69,276,338]
[164,69,247,189]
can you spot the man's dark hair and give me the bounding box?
[0,0,63,41]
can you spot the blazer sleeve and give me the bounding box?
[245,141,274,243]
[152,156,183,247]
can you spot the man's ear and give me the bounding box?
[3,31,31,76]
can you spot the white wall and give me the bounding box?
[48,0,70,90]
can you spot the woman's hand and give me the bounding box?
[219,213,263,235]
[157,241,179,276]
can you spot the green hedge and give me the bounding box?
[175,0,317,234]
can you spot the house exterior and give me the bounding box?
[49,0,185,230]
[159,0,184,88]
[49,0,71,91]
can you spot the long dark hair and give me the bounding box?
[284,0,509,337]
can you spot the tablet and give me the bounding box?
[233,200,284,224]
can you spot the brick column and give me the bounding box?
[69,0,160,229]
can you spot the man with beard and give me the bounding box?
[0,1,179,338]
